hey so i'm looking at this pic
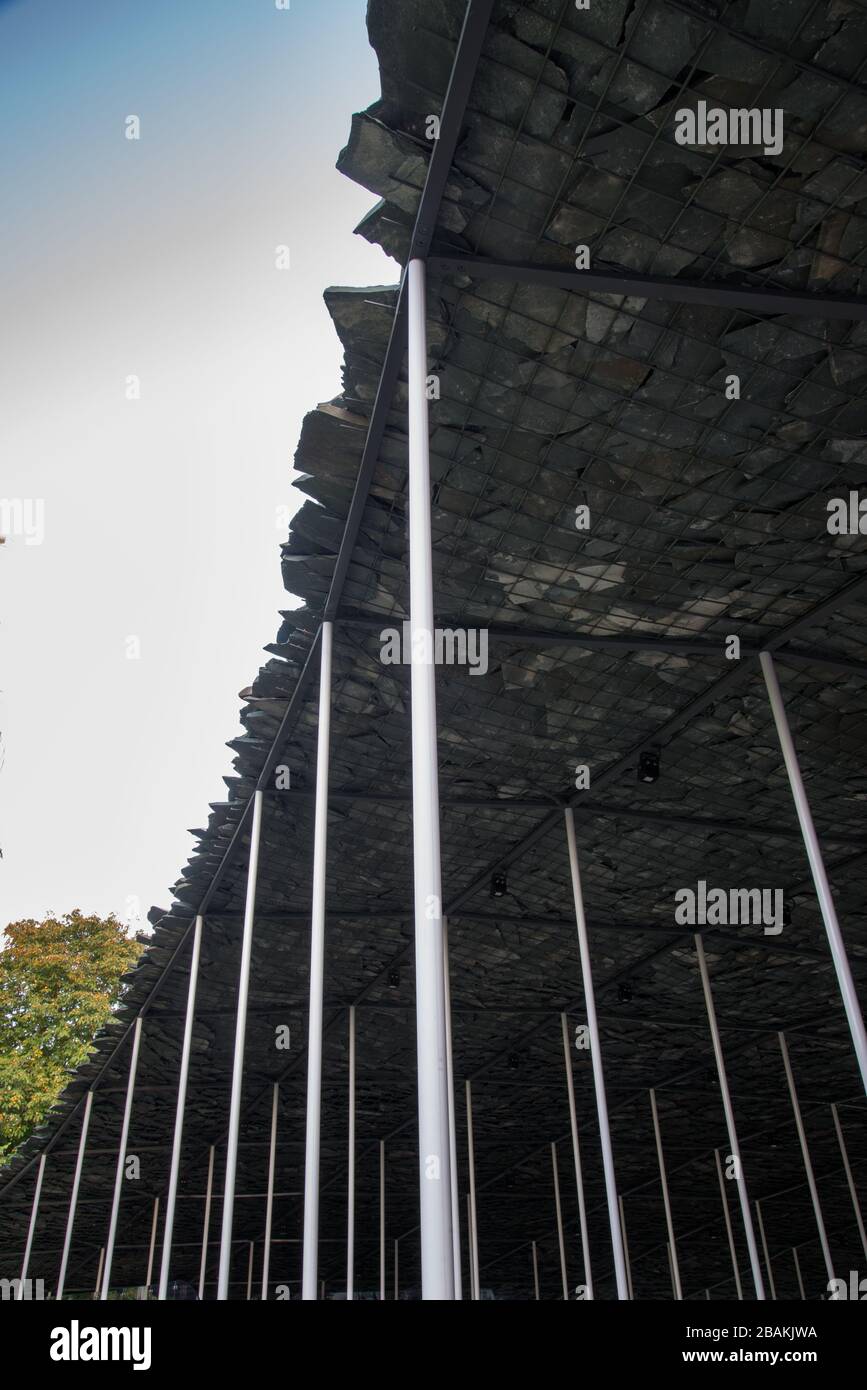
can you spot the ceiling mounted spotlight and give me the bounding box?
[617,983,633,1004]
[388,968,400,989]
[637,748,660,784]
[491,870,508,898]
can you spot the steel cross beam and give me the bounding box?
[427,252,867,321]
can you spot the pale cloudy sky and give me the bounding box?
[0,0,397,929]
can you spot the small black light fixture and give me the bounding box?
[617,983,633,1005]
[637,748,660,784]
[491,870,508,898]
[388,967,401,989]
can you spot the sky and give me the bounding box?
[0,0,398,931]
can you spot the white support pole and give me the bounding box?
[694,934,765,1299]
[650,1089,682,1300]
[760,651,867,1090]
[57,1089,94,1300]
[564,808,628,1299]
[17,1153,46,1299]
[93,1247,105,1300]
[101,1014,143,1300]
[466,1193,475,1298]
[778,1032,835,1283]
[159,912,203,1299]
[144,1196,159,1295]
[262,1083,279,1300]
[218,787,264,1300]
[793,1247,806,1300]
[618,1196,634,1300]
[347,1005,356,1300]
[560,1012,593,1298]
[443,920,463,1299]
[380,1139,386,1302]
[408,256,454,1300]
[246,1241,254,1301]
[551,1141,569,1301]
[302,620,333,1300]
[198,1145,215,1300]
[714,1147,743,1300]
[756,1200,776,1300]
[465,1079,480,1301]
[666,1242,677,1299]
[394,1239,399,1301]
[831,1103,867,1260]
[531,1240,540,1301]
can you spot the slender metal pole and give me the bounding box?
[394,1239,399,1301]
[531,1240,540,1301]
[619,1196,634,1300]
[380,1139,386,1301]
[793,1247,806,1300]
[144,1197,159,1297]
[443,919,463,1298]
[551,1141,569,1300]
[198,1145,215,1300]
[666,1242,677,1299]
[714,1147,743,1300]
[17,1152,46,1299]
[831,1103,867,1259]
[159,912,203,1299]
[650,1089,682,1300]
[246,1241,254,1300]
[262,1083,279,1299]
[101,1014,143,1299]
[465,1079,480,1300]
[57,1090,93,1300]
[564,808,628,1298]
[755,1201,776,1300]
[466,1193,475,1298]
[560,1012,592,1297]
[760,651,867,1090]
[302,620,333,1300]
[777,1032,835,1283]
[347,1004,356,1300]
[694,934,765,1299]
[93,1247,105,1300]
[408,255,454,1300]
[218,786,264,1300]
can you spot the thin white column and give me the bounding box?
[760,651,867,1090]
[198,1145,215,1300]
[465,1079,480,1300]
[408,256,454,1300]
[778,1032,834,1283]
[756,1200,776,1300]
[793,1246,806,1300]
[714,1147,743,1300]
[101,1014,143,1299]
[262,1083,279,1299]
[218,787,265,1299]
[93,1247,105,1300]
[650,1089,682,1299]
[159,912,203,1299]
[57,1089,94,1300]
[551,1141,568,1300]
[560,1012,592,1297]
[380,1139,386,1301]
[144,1196,159,1294]
[564,808,628,1298]
[302,620,333,1300]
[531,1240,540,1301]
[246,1241,254,1300]
[466,1194,475,1298]
[443,920,463,1298]
[831,1103,867,1259]
[666,1242,677,1299]
[17,1153,46,1299]
[347,1005,356,1300]
[619,1196,634,1300]
[694,934,765,1299]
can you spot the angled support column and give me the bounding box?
[793,1247,806,1300]
[618,1196,634,1300]
[198,1145,215,1300]
[760,651,867,1091]
[408,255,454,1299]
[246,1241,255,1301]
[57,1089,94,1300]
[564,808,628,1298]
[531,1240,540,1301]
[94,1247,105,1300]
[831,1103,867,1260]
[694,934,765,1299]
[443,920,463,1298]
[778,1032,835,1284]
[17,1152,46,1300]
[560,1012,592,1297]
[101,1014,143,1299]
[218,786,264,1300]
[650,1089,682,1299]
[465,1079,480,1301]
[144,1197,159,1294]
[756,1201,776,1300]
[302,620,334,1299]
[347,1005,356,1300]
[159,912,203,1299]
[551,1141,569,1300]
[262,1083,279,1299]
[714,1147,743,1300]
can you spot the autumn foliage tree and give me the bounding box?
[0,911,141,1161]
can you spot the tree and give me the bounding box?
[0,911,142,1161]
